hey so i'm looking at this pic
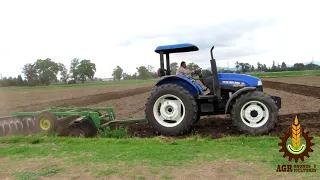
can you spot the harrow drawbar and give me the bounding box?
[0,106,147,137]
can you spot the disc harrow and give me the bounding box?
[0,106,147,138]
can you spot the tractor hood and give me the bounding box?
[218,73,262,87]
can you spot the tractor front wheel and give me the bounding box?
[231,91,278,135]
[145,84,198,136]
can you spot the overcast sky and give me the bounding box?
[0,0,319,79]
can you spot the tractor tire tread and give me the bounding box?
[230,90,278,135]
[144,84,198,136]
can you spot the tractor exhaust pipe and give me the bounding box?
[210,46,214,60]
[210,46,221,104]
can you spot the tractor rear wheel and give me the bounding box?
[145,84,198,136]
[231,90,278,135]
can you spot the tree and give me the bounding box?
[34,58,60,85]
[271,60,277,70]
[186,62,200,71]
[136,66,151,80]
[305,62,320,70]
[17,75,24,86]
[293,63,305,71]
[170,62,178,75]
[235,61,240,71]
[201,69,212,76]
[147,65,154,73]
[22,63,39,86]
[76,59,96,83]
[262,64,268,71]
[59,63,69,84]
[257,62,262,71]
[112,66,123,81]
[131,72,137,79]
[251,65,255,72]
[238,62,251,72]
[281,62,287,69]
[70,58,80,81]
[122,72,132,80]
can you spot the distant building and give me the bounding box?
[102,78,113,81]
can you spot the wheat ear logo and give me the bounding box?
[278,115,314,162]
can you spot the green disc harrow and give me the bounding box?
[0,106,147,137]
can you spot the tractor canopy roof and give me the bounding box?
[155,43,199,54]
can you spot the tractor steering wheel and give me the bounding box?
[193,68,202,77]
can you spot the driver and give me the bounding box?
[176,61,196,77]
[176,61,209,94]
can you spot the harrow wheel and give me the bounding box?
[68,127,86,138]
[67,117,98,138]
[34,111,57,133]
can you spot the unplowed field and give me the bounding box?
[1,75,320,138]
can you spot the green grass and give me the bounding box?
[0,134,319,179]
[11,165,64,180]
[0,79,156,91]
[248,70,320,78]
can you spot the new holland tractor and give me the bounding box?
[145,43,281,136]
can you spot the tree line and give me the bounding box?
[0,58,96,87]
[1,58,319,87]
[111,62,201,81]
[231,60,320,73]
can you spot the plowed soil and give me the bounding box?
[116,111,320,139]
[99,88,320,139]
[263,80,320,99]
[0,85,154,116]
[0,82,154,116]
[262,75,320,87]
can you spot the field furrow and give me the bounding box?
[263,80,320,99]
[0,86,153,116]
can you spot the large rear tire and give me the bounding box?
[231,90,278,135]
[145,84,198,136]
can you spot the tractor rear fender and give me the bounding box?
[155,75,200,96]
[224,87,256,114]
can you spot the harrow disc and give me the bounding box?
[0,116,37,137]
[20,117,37,134]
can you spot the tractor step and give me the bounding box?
[198,95,215,100]
[271,96,281,109]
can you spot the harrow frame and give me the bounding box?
[0,106,147,137]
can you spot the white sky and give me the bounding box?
[0,0,319,79]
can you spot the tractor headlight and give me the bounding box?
[257,80,262,86]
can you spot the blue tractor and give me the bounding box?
[144,43,281,136]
